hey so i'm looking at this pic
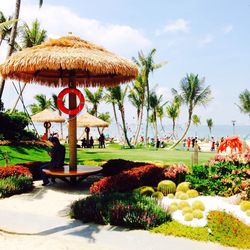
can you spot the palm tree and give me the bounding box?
[112,86,132,148]
[192,114,201,137]
[149,91,165,148]
[11,19,47,112]
[132,49,166,146]
[236,89,250,117]
[29,94,52,115]
[206,118,213,135]
[128,73,146,144]
[98,112,111,133]
[156,105,165,132]
[166,98,180,139]
[104,87,122,142]
[51,94,64,139]
[0,0,44,101]
[170,73,212,149]
[84,88,103,116]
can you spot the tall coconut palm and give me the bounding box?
[169,73,212,149]
[0,0,44,102]
[112,86,132,148]
[192,114,201,137]
[236,89,250,117]
[128,73,146,144]
[51,94,64,139]
[29,94,52,115]
[98,112,111,133]
[84,88,103,116]
[166,98,180,139]
[206,118,213,135]
[132,49,166,146]
[104,87,122,142]
[149,91,165,148]
[12,19,47,112]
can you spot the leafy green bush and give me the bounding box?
[71,192,171,229]
[207,210,250,248]
[0,175,33,198]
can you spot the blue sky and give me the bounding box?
[1,0,250,128]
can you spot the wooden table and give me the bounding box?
[43,165,102,184]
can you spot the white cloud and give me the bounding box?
[222,25,233,34]
[199,34,214,45]
[156,19,190,36]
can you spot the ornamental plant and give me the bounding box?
[164,163,189,184]
[0,165,32,179]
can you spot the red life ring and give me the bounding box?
[57,88,85,115]
[44,121,51,129]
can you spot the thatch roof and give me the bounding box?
[77,113,109,128]
[31,109,65,123]
[0,36,138,87]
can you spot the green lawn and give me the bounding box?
[0,143,215,167]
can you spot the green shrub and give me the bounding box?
[71,192,171,230]
[186,189,199,198]
[240,201,250,211]
[0,176,33,198]
[157,180,176,195]
[184,213,193,221]
[176,182,190,192]
[208,210,250,248]
[193,210,203,219]
[192,200,205,211]
[152,191,164,200]
[134,186,155,196]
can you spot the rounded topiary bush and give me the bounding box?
[151,191,164,200]
[134,186,155,196]
[193,209,203,219]
[184,213,193,221]
[179,193,189,200]
[178,201,190,210]
[182,207,193,215]
[187,189,199,198]
[240,201,250,211]
[192,200,205,211]
[176,182,190,192]
[157,180,176,195]
[167,193,175,199]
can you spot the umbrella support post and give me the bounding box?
[68,71,77,171]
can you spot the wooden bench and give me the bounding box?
[43,165,102,184]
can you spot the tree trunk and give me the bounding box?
[155,112,158,149]
[168,112,192,150]
[134,105,144,145]
[11,82,27,112]
[145,78,150,146]
[60,122,63,139]
[112,102,122,143]
[172,118,176,139]
[119,104,132,148]
[0,0,21,99]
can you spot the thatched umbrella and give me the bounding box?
[77,112,109,146]
[0,35,138,170]
[31,109,65,139]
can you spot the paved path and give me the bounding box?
[0,181,235,250]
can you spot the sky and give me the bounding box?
[0,0,250,130]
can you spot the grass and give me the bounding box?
[0,143,215,167]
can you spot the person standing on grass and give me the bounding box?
[40,137,65,186]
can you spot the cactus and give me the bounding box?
[246,210,250,217]
[157,180,176,195]
[184,213,193,221]
[179,193,189,200]
[169,204,178,213]
[182,207,193,215]
[167,193,175,199]
[192,200,205,211]
[136,186,155,196]
[175,191,185,199]
[151,191,164,200]
[176,182,190,192]
[240,201,250,212]
[187,189,199,198]
[193,209,203,219]
[178,201,190,210]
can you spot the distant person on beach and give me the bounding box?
[211,137,215,151]
[90,136,94,148]
[41,132,47,140]
[187,137,191,151]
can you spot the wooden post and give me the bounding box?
[193,142,199,165]
[68,71,77,171]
